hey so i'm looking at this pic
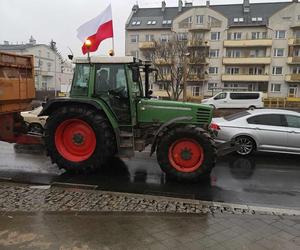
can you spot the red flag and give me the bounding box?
[77,5,113,55]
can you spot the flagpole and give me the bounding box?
[111,3,115,56]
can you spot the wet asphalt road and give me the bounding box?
[0,142,299,209]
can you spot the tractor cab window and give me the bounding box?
[95,64,128,99]
[71,64,90,96]
[127,65,142,97]
[94,64,131,124]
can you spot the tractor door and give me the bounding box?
[94,64,131,125]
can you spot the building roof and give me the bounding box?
[0,44,36,51]
[211,2,291,27]
[126,7,191,30]
[126,1,293,30]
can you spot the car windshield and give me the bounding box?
[224,111,250,121]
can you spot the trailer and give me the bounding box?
[0,52,42,145]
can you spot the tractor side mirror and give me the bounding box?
[132,67,140,82]
[68,54,74,60]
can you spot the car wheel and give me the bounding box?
[248,106,256,110]
[235,136,256,156]
[209,104,216,110]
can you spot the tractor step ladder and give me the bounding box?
[117,128,135,158]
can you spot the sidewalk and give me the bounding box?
[0,182,299,249]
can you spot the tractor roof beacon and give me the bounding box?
[41,56,217,182]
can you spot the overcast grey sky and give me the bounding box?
[0,0,291,58]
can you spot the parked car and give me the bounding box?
[21,106,47,134]
[210,109,300,155]
[201,92,264,109]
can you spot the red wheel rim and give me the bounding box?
[55,119,96,162]
[168,138,204,173]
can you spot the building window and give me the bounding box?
[271,84,281,92]
[233,17,244,23]
[47,52,50,58]
[196,15,204,24]
[226,67,240,75]
[192,86,201,96]
[161,34,169,42]
[132,21,141,26]
[252,32,260,40]
[147,20,156,25]
[275,30,286,39]
[211,32,220,41]
[209,49,219,58]
[292,66,300,74]
[233,32,242,40]
[249,67,263,75]
[273,48,284,57]
[208,83,217,90]
[38,50,41,57]
[145,34,155,41]
[272,67,283,75]
[224,83,238,89]
[209,67,218,74]
[226,49,241,58]
[177,33,188,41]
[47,62,51,72]
[130,35,139,43]
[131,51,139,58]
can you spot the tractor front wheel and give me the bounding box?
[44,105,116,173]
[157,126,217,182]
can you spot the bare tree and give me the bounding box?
[142,39,208,101]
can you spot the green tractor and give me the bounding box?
[41,56,219,182]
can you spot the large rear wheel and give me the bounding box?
[44,105,116,172]
[157,126,217,182]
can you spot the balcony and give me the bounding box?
[139,41,156,50]
[288,38,300,46]
[223,57,271,65]
[154,59,172,65]
[224,39,272,47]
[187,74,208,82]
[287,57,300,64]
[187,40,209,48]
[157,74,171,81]
[285,74,300,82]
[222,74,269,82]
[189,57,208,65]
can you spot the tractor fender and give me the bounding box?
[40,98,119,130]
[150,116,193,156]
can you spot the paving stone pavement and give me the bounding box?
[0,182,299,249]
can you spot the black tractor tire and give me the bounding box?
[44,105,116,173]
[156,125,217,182]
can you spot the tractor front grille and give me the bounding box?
[196,108,212,125]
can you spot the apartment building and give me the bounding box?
[125,0,300,99]
[0,36,73,92]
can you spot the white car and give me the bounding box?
[211,109,300,155]
[21,106,47,134]
[202,92,264,109]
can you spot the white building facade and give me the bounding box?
[0,37,73,93]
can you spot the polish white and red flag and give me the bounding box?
[77,4,113,55]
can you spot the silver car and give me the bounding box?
[211,109,300,155]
